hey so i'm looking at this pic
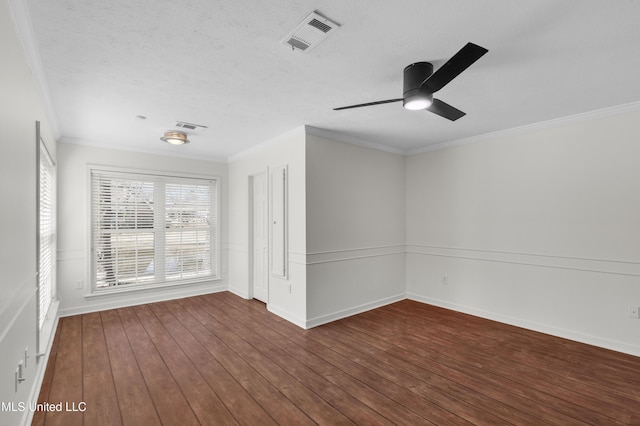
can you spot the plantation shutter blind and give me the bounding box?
[91,169,218,289]
[38,143,55,329]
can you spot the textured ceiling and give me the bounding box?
[25,0,640,160]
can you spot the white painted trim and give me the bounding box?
[7,0,60,139]
[86,163,222,182]
[267,303,307,329]
[287,252,307,265]
[303,245,405,265]
[22,315,60,426]
[407,244,640,265]
[228,286,250,299]
[305,293,406,329]
[407,245,640,277]
[407,100,640,155]
[38,299,58,356]
[288,245,406,265]
[308,102,640,158]
[59,284,227,317]
[304,244,406,256]
[305,126,406,155]
[407,293,640,357]
[307,251,405,265]
[52,102,640,163]
[85,278,223,300]
[59,138,228,163]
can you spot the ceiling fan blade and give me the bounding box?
[426,99,466,121]
[333,98,403,111]
[421,42,488,93]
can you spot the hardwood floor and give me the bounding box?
[33,292,640,425]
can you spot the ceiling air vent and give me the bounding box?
[281,11,340,52]
[175,121,208,133]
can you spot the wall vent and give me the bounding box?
[281,11,340,52]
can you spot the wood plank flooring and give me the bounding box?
[32,292,640,425]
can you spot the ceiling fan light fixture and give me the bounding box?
[160,131,190,145]
[404,97,432,110]
[403,91,433,110]
[333,43,488,120]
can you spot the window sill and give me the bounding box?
[84,277,221,300]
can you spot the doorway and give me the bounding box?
[250,172,268,302]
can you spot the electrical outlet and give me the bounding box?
[629,305,640,319]
[441,275,448,285]
[75,280,83,289]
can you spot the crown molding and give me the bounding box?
[7,0,60,139]
[305,126,406,155]
[407,100,640,156]
[59,137,228,163]
[307,101,640,157]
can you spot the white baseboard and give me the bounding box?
[407,293,640,357]
[228,286,250,299]
[21,315,59,426]
[305,293,406,329]
[266,303,307,329]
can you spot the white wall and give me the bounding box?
[406,109,640,356]
[227,127,307,326]
[56,143,229,316]
[305,133,406,326]
[0,0,57,423]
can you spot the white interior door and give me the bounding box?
[252,172,268,302]
[269,165,287,278]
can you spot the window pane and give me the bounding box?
[96,232,155,288]
[94,178,155,287]
[165,183,212,280]
[166,230,211,279]
[39,155,55,329]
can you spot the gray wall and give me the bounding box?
[305,133,406,325]
[0,0,57,423]
[406,109,640,355]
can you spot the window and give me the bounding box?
[38,140,56,329]
[90,168,218,291]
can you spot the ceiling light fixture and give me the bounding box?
[402,63,434,110]
[160,131,190,145]
[403,90,433,110]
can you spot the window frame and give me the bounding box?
[87,165,220,295]
[36,121,58,359]
[36,122,56,332]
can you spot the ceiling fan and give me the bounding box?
[334,42,488,121]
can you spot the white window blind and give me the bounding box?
[91,169,218,290]
[38,143,55,329]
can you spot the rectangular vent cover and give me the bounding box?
[175,121,208,133]
[281,11,340,53]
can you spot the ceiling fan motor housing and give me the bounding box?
[403,62,434,107]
